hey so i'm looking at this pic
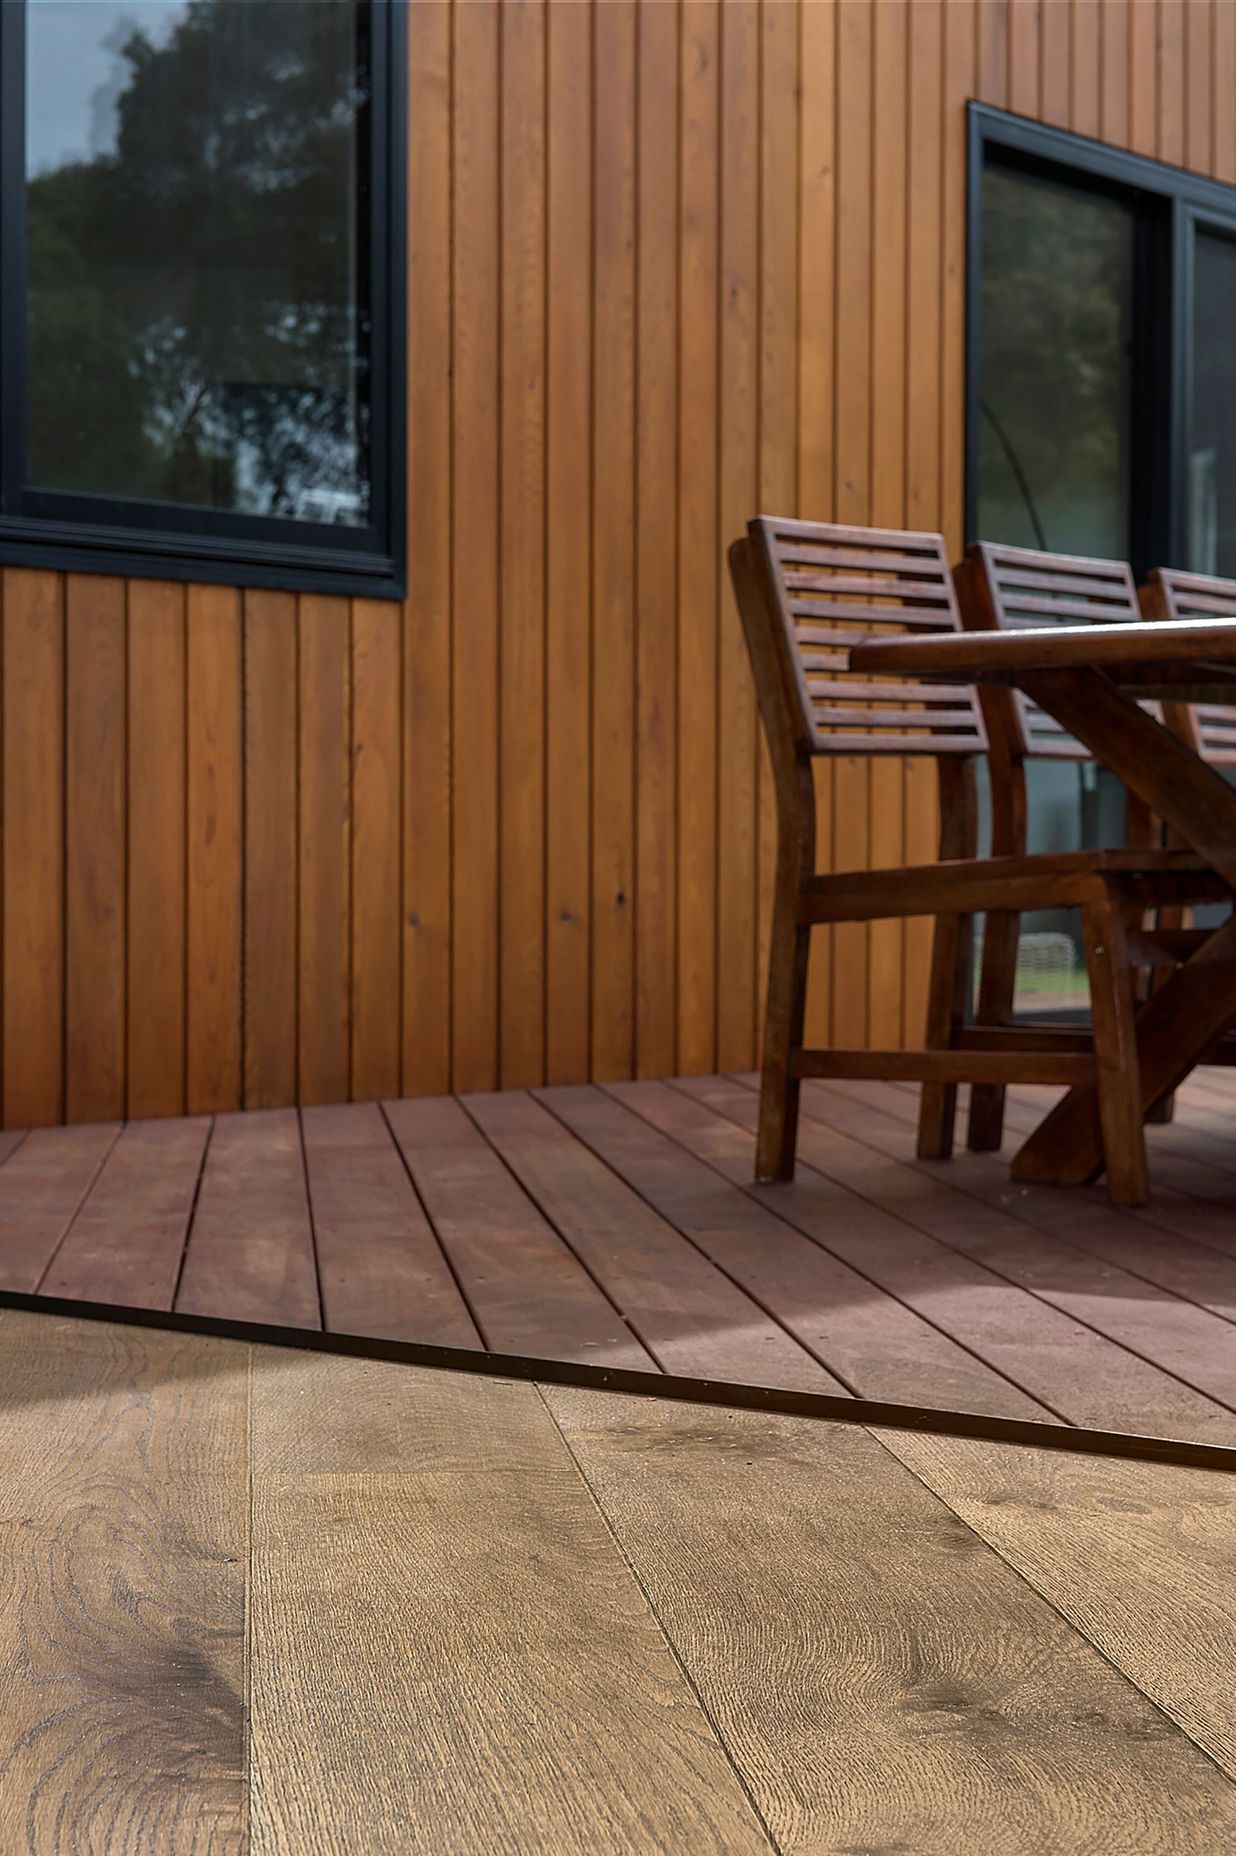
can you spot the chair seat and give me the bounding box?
[802,846,1232,924]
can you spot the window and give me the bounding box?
[968,105,1236,1016]
[0,0,405,596]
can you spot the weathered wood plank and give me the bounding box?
[0,1124,121,1292]
[40,1117,210,1309]
[384,1094,651,1367]
[465,1088,838,1389]
[0,1312,248,1854]
[176,1108,320,1328]
[248,1351,774,1855]
[546,1386,1236,1853]
[301,1101,478,1346]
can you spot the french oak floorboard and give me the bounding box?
[301,1102,480,1346]
[0,1121,120,1290]
[40,1116,210,1308]
[555,1081,1044,1417]
[0,1310,248,1854]
[545,1386,1236,1855]
[673,1074,1236,1442]
[889,1429,1236,1785]
[794,1077,1236,1418]
[463,1088,839,1390]
[176,1108,321,1327]
[247,1349,774,1855]
[383,1095,652,1367]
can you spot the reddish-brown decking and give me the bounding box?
[3,1072,1236,1444]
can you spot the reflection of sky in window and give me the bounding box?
[26,1,189,175]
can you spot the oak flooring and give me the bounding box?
[1,1308,1234,1854]
[3,1076,1236,1446]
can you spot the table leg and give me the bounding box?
[1006,668,1236,1187]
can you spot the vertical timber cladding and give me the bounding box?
[0,0,1227,1128]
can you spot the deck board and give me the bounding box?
[0,1122,120,1291]
[9,1074,1236,1449]
[40,1117,209,1307]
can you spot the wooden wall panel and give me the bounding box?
[127,580,186,1119]
[2,570,64,1126]
[635,0,680,1080]
[243,591,298,1109]
[1,0,1228,1130]
[185,586,242,1113]
[65,575,126,1123]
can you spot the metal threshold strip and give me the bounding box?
[3,1286,1235,1475]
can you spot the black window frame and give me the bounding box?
[966,101,1236,582]
[0,0,407,600]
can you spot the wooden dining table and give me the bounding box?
[849,615,1236,1187]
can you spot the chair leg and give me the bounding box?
[967,910,1020,1151]
[756,883,810,1183]
[918,911,971,1161]
[1082,898,1149,1208]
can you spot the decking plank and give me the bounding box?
[383,1095,651,1368]
[301,1101,480,1346]
[176,1108,321,1327]
[0,1122,121,1291]
[463,1089,840,1390]
[0,1129,27,1168]
[546,1385,1236,1853]
[39,1117,209,1308]
[837,1076,1236,1326]
[789,1076,1236,1417]
[558,1081,1046,1418]
[671,1074,1236,1443]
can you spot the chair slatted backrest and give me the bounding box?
[955,541,1148,761]
[1141,567,1236,765]
[741,517,987,757]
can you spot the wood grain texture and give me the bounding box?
[0,1123,120,1292]
[40,1116,210,1308]
[243,590,298,1109]
[888,1427,1236,1783]
[65,575,126,1124]
[127,580,187,1118]
[547,1387,1236,1855]
[301,1100,478,1346]
[0,1311,248,1855]
[383,1093,651,1367]
[465,1087,836,1388]
[176,1107,320,1327]
[248,1351,774,1855]
[186,585,242,1114]
[2,570,64,1127]
[297,596,351,1107]
[349,599,402,1101]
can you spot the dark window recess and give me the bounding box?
[0,0,406,597]
[966,104,1236,1019]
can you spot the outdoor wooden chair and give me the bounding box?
[952,541,1169,1150]
[729,517,1223,1207]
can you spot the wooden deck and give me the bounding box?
[3,1308,1235,1853]
[4,1072,1236,1445]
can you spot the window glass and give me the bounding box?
[1189,228,1236,577]
[977,164,1134,560]
[24,0,370,527]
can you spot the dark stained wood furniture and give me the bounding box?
[728,520,1224,1206]
[849,616,1236,1195]
[952,542,1162,1151]
[1140,567,1236,763]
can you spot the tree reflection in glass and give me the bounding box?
[25,0,370,527]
